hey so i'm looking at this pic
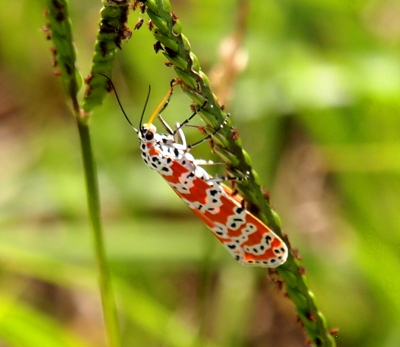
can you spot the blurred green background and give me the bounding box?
[0,0,399,346]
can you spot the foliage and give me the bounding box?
[0,0,399,346]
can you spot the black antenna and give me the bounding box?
[99,74,151,134]
[139,85,151,135]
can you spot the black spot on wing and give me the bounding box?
[235,207,244,214]
[210,189,218,196]
[264,235,272,245]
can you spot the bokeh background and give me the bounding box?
[1,0,400,346]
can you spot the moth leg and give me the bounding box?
[187,114,231,150]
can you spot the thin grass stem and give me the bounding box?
[45,1,121,345]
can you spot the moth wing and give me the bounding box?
[162,161,287,267]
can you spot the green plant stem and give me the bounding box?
[45,1,122,345]
[77,118,121,347]
[138,0,336,345]
[82,0,131,112]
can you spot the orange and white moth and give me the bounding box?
[105,75,288,267]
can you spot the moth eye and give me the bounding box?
[145,132,154,141]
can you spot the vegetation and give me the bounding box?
[0,0,399,346]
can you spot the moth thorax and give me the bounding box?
[142,123,156,133]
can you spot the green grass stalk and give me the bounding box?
[76,120,121,347]
[45,1,121,346]
[136,0,337,345]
